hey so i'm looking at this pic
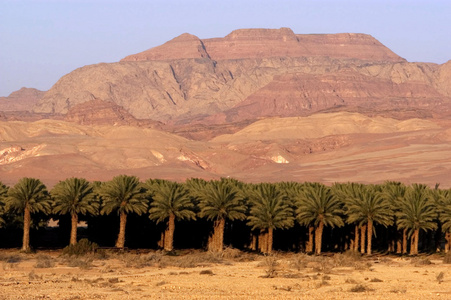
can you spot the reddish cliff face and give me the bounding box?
[122,33,210,61]
[122,28,405,62]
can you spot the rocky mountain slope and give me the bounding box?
[0,87,44,112]
[33,28,451,128]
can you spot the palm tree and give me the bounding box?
[381,181,407,254]
[5,178,52,251]
[344,184,393,255]
[439,189,451,253]
[396,184,437,255]
[51,177,99,245]
[193,178,247,252]
[297,182,343,255]
[99,175,148,248]
[247,183,294,254]
[146,179,196,251]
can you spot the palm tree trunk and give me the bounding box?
[210,218,225,252]
[354,225,359,252]
[306,225,314,253]
[414,228,420,255]
[367,219,373,255]
[158,232,164,248]
[164,213,175,251]
[410,229,418,255]
[402,228,408,254]
[396,229,402,254]
[360,224,366,254]
[315,221,324,255]
[22,206,31,251]
[267,227,273,254]
[259,231,268,253]
[70,213,78,245]
[116,211,127,248]
[250,233,257,251]
[445,232,450,253]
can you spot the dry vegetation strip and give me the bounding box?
[0,249,450,299]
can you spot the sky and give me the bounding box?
[1,0,450,97]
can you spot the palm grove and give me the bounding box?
[1,176,451,255]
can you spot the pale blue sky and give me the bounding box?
[1,0,450,96]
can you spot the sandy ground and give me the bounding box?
[0,249,450,300]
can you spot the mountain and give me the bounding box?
[1,28,451,186]
[0,87,45,112]
[34,27,451,126]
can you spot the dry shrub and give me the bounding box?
[28,270,42,281]
[199,269,214,275]
[62,239,98,256]
[260,255,279,278]
[290,253,308,271]
[350,284,373,293]
[333,250,361,267]
[411,257,433,266]
[34,254,55,268]
[65,256,94,269]
[436,272,445,284]
[443,252,451,264]
[1,254,23,270]
[222,247,243,260]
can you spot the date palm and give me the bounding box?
[297,182,343,255]
[5,178,52,251]
[99,175,147,248]
[51,177,99,245]
[194,178,247,252]
[247,183,294,254]
[344,184,393,255]
[396,184,437,255]
[381,181,407,254]
[146,179,195,251]
[439,189,451,252]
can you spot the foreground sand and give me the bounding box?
[0,249,450,299]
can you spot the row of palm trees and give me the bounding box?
[1,176,451,255]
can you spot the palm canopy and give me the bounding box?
[396,184,437,235]
[6,177,51,214]
[247,183,294,231]
[297,182,344,228]
[146,179,195,223]
[344,184,393,228]
[52,177,99,216]
[195,179,247,222]
[99,175,147,216]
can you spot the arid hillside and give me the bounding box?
[1,112,451,187]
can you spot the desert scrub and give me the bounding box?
[443,252,451,264]
[64,256,94,269]
[62,239,99,256]
[411,257,432,266]
[259,255,279,278]
[349,284,373,293]
[34,254,56,268]
[0,253,24,270]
